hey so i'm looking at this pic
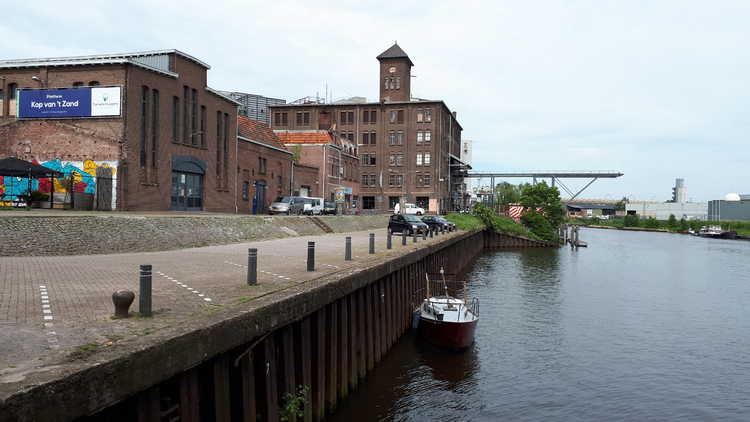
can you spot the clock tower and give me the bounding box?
[377,43,413,102]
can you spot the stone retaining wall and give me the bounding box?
[0,214,390,256]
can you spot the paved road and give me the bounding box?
[0,227,460,376]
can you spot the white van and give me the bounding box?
[302,197,324,215]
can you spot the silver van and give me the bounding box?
[269,196,305,215]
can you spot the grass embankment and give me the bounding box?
[571,217,750,236]
[445,212,542,241]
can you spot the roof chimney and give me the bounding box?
[452,111,457,119]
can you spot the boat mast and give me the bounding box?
[424,273,431,300]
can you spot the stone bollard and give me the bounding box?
[387,231,392,249]
[247,248,258,285]
[369,233,375,254]
[345,237,352,261]
[112,290,135,318]
[307,242,315,271]
[139,264,152,317]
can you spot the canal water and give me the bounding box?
[327,228,750,421]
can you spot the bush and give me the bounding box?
[520,210,556,242]
[679,218,689,231]
[644,217,660,228]
[667,214,677,228]
[623,215,639,227]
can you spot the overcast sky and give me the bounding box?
[4,0,749,201]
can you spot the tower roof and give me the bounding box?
[376,43,413,66]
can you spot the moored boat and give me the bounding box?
[698,225,737,239]
[416,269,479,349]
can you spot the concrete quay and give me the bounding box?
[0,223,468,421]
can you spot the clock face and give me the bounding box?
[388,66,396,73]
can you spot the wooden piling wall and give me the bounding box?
[75,229,529,422]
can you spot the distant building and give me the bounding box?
[626,201,707,220]
[219,91,285,125]
[708,197,750,221]
[566,202,617,217]
[671,178,687,203]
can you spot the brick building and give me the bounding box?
[275,130,359,211]
[269,44,467,213]
[0,49,239,211]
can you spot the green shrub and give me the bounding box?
[520,210,556,241]
[644,217,660,228]
[623,215,639,227]
[667,214,677,228]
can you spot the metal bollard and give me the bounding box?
[369,233,375,254]
[247,248,258,285]
[139,264,152,317]
[345,236,352,261]
[413,232,418,243]
[112,290,134,318]
[307,242,315,271]
[429,227,434,238]
[402,231,407,246]
[423,230,427,241]
[387,231,392,249]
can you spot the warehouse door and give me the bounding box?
[171,171,203,211]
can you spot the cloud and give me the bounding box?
[4,0,750,200]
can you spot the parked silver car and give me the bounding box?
[269,196,305,215]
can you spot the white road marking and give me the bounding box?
[159,271,215,304]
[39,285,59,348]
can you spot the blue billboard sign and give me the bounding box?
[17,87,122,119]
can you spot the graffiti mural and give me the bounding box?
[0,159,118,209]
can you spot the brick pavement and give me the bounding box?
[0,227,461,374]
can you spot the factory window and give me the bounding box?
[8,83,17,99]
[424,152,431,165]
[424,109,432,122]
[172,97,180,143]
[183,86,189,144]
[424,130,431,143]
[363,196,375,209]
[216,111,222,177]
[151,89,159,169]
[296,111,310,126]
[258,157,267,175]
[223,113,229,184]
[388,175,403,187]
[191,89,198,146]
[200,106,206,148]
[88,81,100,86]
[139,86,149,168]
[416,110,424,123]
[242,181,249,200]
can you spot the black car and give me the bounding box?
[388,214,429,236]
[420,215,456,232]
[323,201,337,215]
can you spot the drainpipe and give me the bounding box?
[234,109,239,213]
[322,144,326,201]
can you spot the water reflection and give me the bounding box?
[415,340,480,388]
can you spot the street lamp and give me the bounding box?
[31,75,46,88]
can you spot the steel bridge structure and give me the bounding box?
[461,171,624,205]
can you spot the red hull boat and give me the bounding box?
[416,270,479,350]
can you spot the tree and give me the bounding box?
[667,214,677,228]
[519,181,564,228]
[494,182,521,206]
[615,197,628,211]
[623,214,639,227]
[644,217,660,228]
[520,210,556,241]
[679,218,689,231]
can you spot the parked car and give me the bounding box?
[269,196,305,215]
[323,201,337,215]
[420,215,456,232]
[388,214,429,236]
[401,203,425,215]
[302,197,324,215]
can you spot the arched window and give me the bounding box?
[88,81,100,86]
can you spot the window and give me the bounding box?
[259,157,267,174]
[223,113,229,182]
[388,130,403,146]
[183,86,189,144]
[424,130,431,143]
[423,174,432,186]
[282,112,288,125]
[389,153,404,167]
[389,196,400,208]
[397,110,404,123]
[88,81,100,86]
[216,111,222,176]
[361,153,376,166]
[172,97,180,143]
[274,113,281,126]
[417,111,424,123]
[151,90,159,169]
[340,111,354,125]
[416,153,423,166]
[363,110,376,124]
[72,82,84,88]
[278,174,283,186]
[395,77,400,89]
[362,132,369,145]
[389,110,397,123]
[296,112,310,125]
[191,89,198,146]
[200,106,206,148]
[363,196,375,209]
[424,152,431,166]
[417,131,424,144]
[424,109,432,122]
[8,83,17,100]
[242,181,249,200]
[397,131,404,145]
[0,88,3,100]
[139,86,149,168]
[384,77,390,90]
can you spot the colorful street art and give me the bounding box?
[0,159,118,209]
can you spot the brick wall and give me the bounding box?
[237,138,292,213]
